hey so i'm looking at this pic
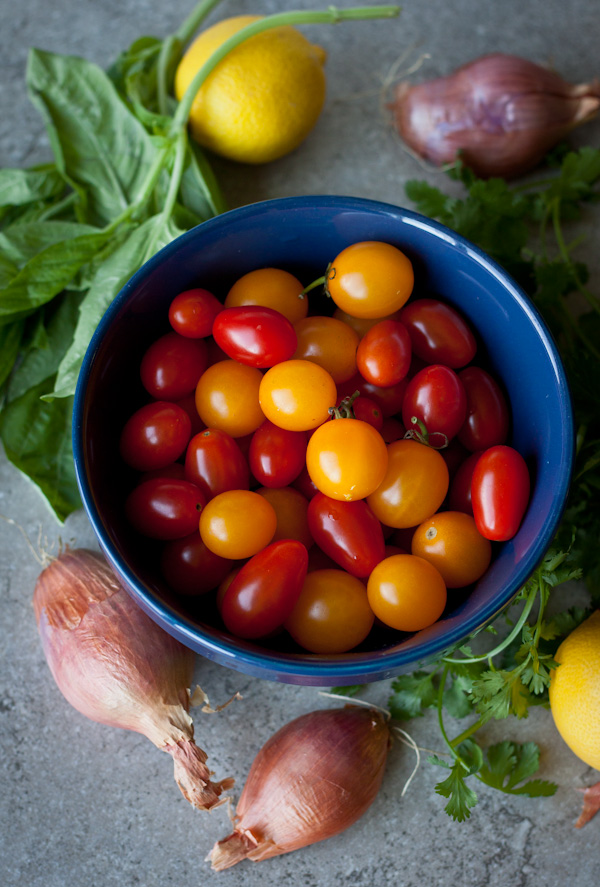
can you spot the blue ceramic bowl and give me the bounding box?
[73,196,573,686]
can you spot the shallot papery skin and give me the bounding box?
[33,548,231,810]
[208,706,390,870]
[392,53,600,179]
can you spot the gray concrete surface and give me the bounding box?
[1,1,600,885]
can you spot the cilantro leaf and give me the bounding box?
[435,763,478,822]
[388,671,438,720]
[479,741,557,797]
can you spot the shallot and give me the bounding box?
[208,705,390,870]
[33,548,231,810]
[391,53,600,178]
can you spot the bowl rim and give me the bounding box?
[73,194,574,682]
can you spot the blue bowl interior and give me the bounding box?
[73,196,573,686]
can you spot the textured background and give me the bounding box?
[1,2,599,886]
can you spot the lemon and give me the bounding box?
[549,610,600,770]
[174,15,327,164]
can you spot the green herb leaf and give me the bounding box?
[479,741,557,797]
[435,763,478,821]
[389,671,438,720]
[0,165,64,208]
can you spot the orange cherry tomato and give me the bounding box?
[367,554,447,631]
[256,486,314,549]
[293,315,359,384]
[326,241,414,319]
[411,511,492,588]
[259,359,337,431]
[366,439,449,528]
[285,568,375,653]
[306,418,388,501]
[199,489,276,559]
[195,359,264,438]
[224,267,308,324]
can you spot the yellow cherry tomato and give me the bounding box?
[293,315,359,384]
[259,359,337,431]
[195,359,264,437]
[199,489,277,559]
[285,568,375,653]
[366,439,449,528]
[224,267,308,323]
[327,241,414,319]
[306,417,388,501]
[367,553,447,631]
[256,486,314,549]
[411,511,492,588]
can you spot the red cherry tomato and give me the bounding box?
[120,401,191,472]
[471,445,531,541]
[307,492,386,578]
[337,374,407,418]
[402,364,467,442]
[292,464,320,500]
[160,532,232,595]
[457,366,510,452]
[400,298,477,368]
[175,392,206,437]
[448,451,482,514]
[351,396,383,431]
[184,428,249,500]
[140,331,207,400]
[125,478,206,540]
[212,305,297,368]
[356,319,412,388]
[249,420,307,488]
[168,287,223,338]
[221,539,309,639]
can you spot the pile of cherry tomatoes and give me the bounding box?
[118,240,531,654]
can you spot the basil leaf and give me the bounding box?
[181,142,228,219]
[0,165,64,207]
[0,378,80,521]
[50,214,182,400]
[0,220,98,268]
[27,49,160,227]
[0,322,24,394]
[0,228,112,325]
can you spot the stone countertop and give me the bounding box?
[1,2,599,886]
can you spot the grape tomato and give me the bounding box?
[125,478,206,540]
[140,331,207,400]
[249,421,307,488]
[168,287,223,338]
[402,364,467,441]
[457,366,510,452]
[356,319,412,388]
[184,427,250,500]
[471,445,531,541]
[213,305,297,368]
[307,493,385,578]
[292,315,359,384]
[400,297,477,367]
[120,401,191,472]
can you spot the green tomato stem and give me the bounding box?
[171,5,401,135]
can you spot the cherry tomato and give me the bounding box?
[125,478,206,540]
[457,366,510,452]
[292,464,320,500]
[356,319,412,387]
[399,298,477,368]
[326,241,414,319]
[306,418,388,501]
[257,486,313,549]
[140,331,207,400]
[367,554,447,631]
[292,315,359,384]
[402,364,467,442]
[337,373,407,418]
[195,359,264,438]
[199,489,277,559]
[225,267,308,324]
[212,305,297,368]
[184,428,250,500]
[120,401,191,472]
[351,396,383,431]
[447,451,482,514]
[285,569,374,653]
[307,492,385,577]
[380,416,405,443]
[411,511,492,587]
[259,359,337,432]
[471,445,531,541]
[366,439,449,528]
[160,532,232,595]
[175,392,206,437]
[168,287,223,338]
[249,420,307,488]
[333,307,402,338]
[221,539,309,639]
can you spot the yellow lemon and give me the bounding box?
[549,610,600,770]
[174,15,327,164]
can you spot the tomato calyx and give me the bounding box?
[403,416,449,450]
[328,390,360,420]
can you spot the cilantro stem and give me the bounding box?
[442,585,538,666]
[437,664,471,772]
[170,5,401,135]
[449,715,487,750]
